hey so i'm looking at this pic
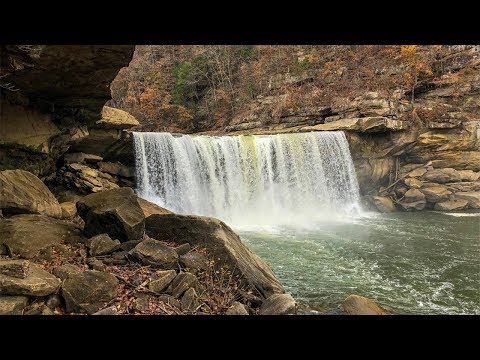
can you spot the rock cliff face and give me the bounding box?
[0,45,135,177]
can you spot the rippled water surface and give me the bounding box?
[238,211,480,315]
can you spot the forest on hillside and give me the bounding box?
[110,45,473,133]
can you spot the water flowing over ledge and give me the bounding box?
[133,131,362,227]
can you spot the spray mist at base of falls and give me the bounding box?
[133,131,362,228]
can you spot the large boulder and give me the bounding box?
[145,214,285,298]
[128,237,178,268]
[61,270,119,314]
[97,161,133,178]
[0,214,83,259]
[0,169,62,218]
[0,260,61,296]
[341,294,391,315]
[399,189,427,211]
[434,199,469,211]
[420,186,452,203]
[258,293,297,315]
[76,187,145,241]
[368,196,396,213]
[137,198,173,218]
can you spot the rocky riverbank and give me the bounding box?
[0,172,297,315]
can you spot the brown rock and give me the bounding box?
[174,243,191,256]
[61,270,119,314]
[60,202,77,218]
[226,301,249,315]
[368,196,396,213]
[158,294,181,309]
[404,178,423,189]
[407,167,427,178]
[0,260,61,296]
[180,252,209,272]
[87,234,121,256]
[77,187,145,241]
[64,152,103,164]
[457,170,480,182]
[129,237,178,268]
[137,198,173,218]
[148,270,177,293]
[420,186,452,203]
[341,294,391,315]
[0,295,29,315]
[422,168,462,183]
[53,264,82,281]
[146,214,285,298]
[0,260,29,278]
[95,106,140,130]
[181,287,199,312]
[434,199,469,211]
[259,293,297,315]
[301,117,407,133]
[0,169,62,218]
[171,272,197,298]
[0,214,82,259]
[399,189,426,211]
[97,161,133,178]
[455,192,480,208]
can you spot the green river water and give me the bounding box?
[238,211,480,315]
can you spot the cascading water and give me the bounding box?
[133,131,361,227]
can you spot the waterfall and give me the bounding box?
[133,131,362,227]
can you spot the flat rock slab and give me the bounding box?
[259,293,297,315]
[146,214,285,299]
[129,237,178,268]
[0,214,83,259]
[434,199,469,211]
[77,187,145,242]
[61,270,119,314]
[0,169,62,218]
[0,295,29,315]
[341,294,391,315]
[0,260,61,296]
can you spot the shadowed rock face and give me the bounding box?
[0,45,135,177]
[1,45,135,124]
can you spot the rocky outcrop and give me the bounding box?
[365,196,396,212]
[145,214,285,298]
[95,106,139,130]
[77,187,145,241]
[137,198,173,217]
[341,294,391,315]
[0,214,83,259]
[1,45,135,177]
[301,117,407,133]
[0,169,62,218]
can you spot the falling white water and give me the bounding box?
[133,131,362,227]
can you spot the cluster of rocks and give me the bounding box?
[0,169,296,315]
[367,165,480,212]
